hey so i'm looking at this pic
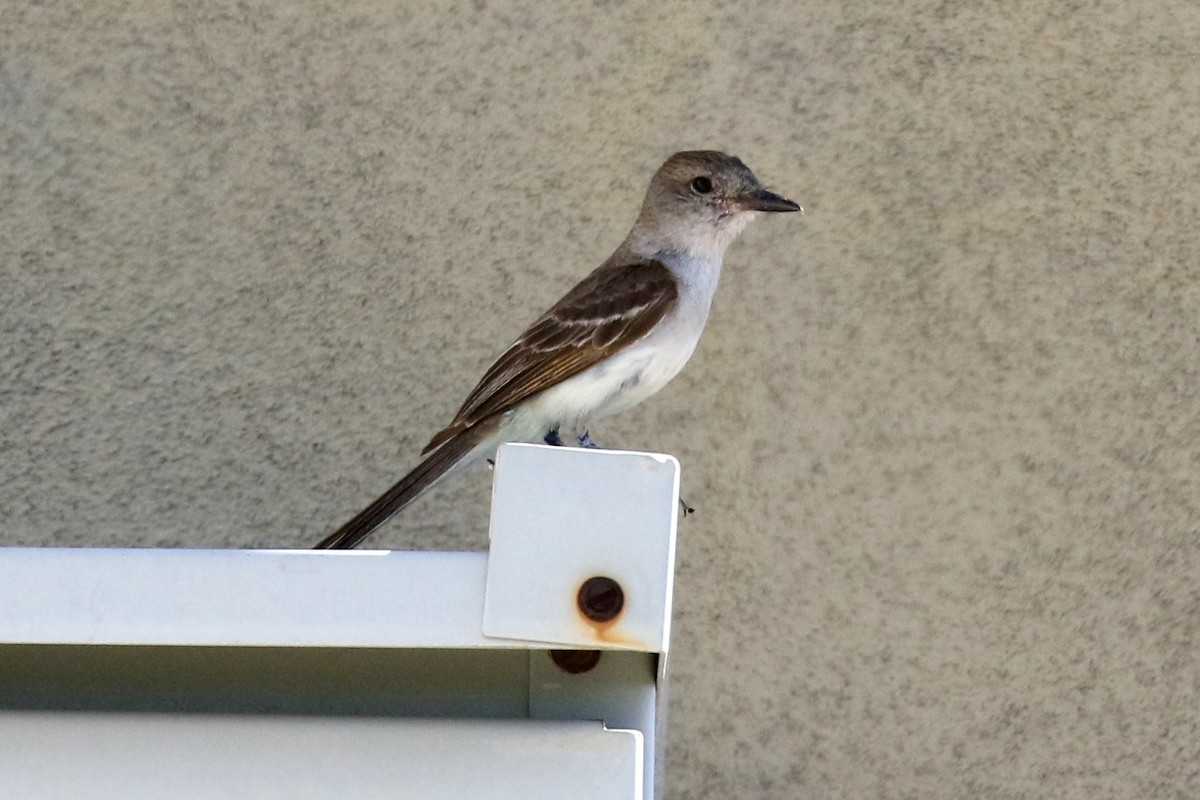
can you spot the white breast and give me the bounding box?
[513,251,723,436]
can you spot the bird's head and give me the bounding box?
[633,150,802,257]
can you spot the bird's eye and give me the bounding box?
[690,176,714,194]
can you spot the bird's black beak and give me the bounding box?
[742,187,803,213]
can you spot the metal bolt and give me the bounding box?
[577,576,624,622]
[549,649,602,674]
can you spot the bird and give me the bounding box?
[315,150,801,549]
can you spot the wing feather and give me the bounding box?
[421,260,677,454]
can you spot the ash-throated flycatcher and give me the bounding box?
[315,151,801,549]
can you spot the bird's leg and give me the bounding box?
[576,430,599,449]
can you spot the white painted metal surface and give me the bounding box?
[0,548,509,648]
[0,444,680,799]
[484,444,679,652]
[0,712,643,800]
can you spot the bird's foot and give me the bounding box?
[544,428,564,447]
[679,497,695,517]
[577,431,600,449]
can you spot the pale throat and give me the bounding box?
[628,210,755,263]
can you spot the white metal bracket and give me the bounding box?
[484,443,679,651]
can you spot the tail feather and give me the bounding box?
[314,422,496,550]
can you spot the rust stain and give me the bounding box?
[582,619,646,649]
[571,574,651,650]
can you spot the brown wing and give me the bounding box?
[421,260,678,454]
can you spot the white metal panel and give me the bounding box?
[0,446,677,654]
[483,444,679,652]
[529,650,661,799]
[0,549,520,648]
[0,712,642,800]
[0,445,677,798]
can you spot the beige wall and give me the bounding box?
[3,2,1198,797]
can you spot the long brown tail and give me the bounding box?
[314,422,496,550]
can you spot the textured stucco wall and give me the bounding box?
[3,2,1198,798]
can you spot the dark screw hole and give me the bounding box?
[549,649,602,674]
[577,576,624,623]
